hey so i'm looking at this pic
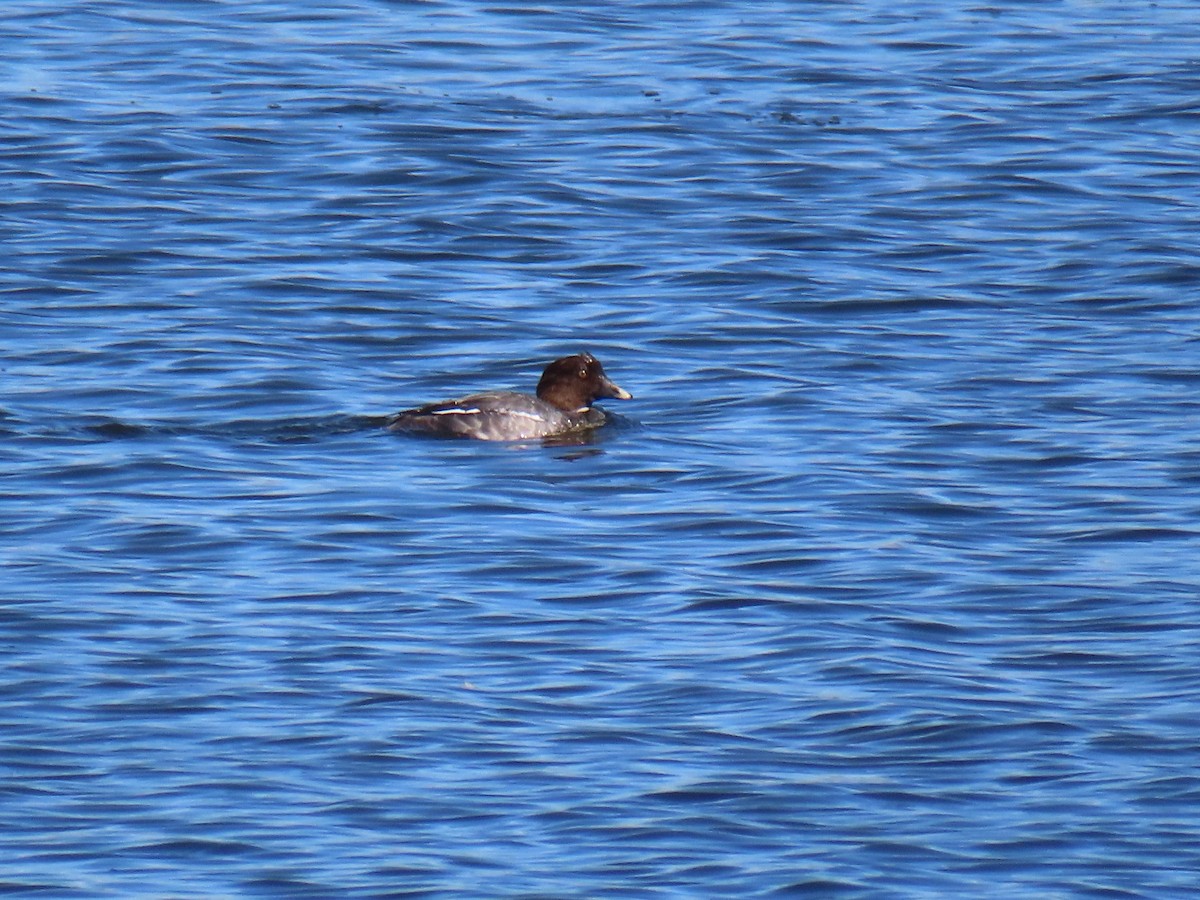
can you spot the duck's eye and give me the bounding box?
[578,368,588,379]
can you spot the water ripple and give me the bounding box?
[3,0,1200,896]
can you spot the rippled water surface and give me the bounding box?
[4,1,1200,896]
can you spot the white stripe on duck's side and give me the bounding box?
[430,407,550,422]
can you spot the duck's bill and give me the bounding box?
[600,376,632,400]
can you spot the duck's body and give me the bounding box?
[387,353,631,442]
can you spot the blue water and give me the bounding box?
[4,1,1200,896]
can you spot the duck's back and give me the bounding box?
[387,391,590,441]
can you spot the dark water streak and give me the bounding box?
[4,0,1200,897]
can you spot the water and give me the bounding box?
[4,1,1200,896]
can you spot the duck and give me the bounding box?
[386,352,632,441]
